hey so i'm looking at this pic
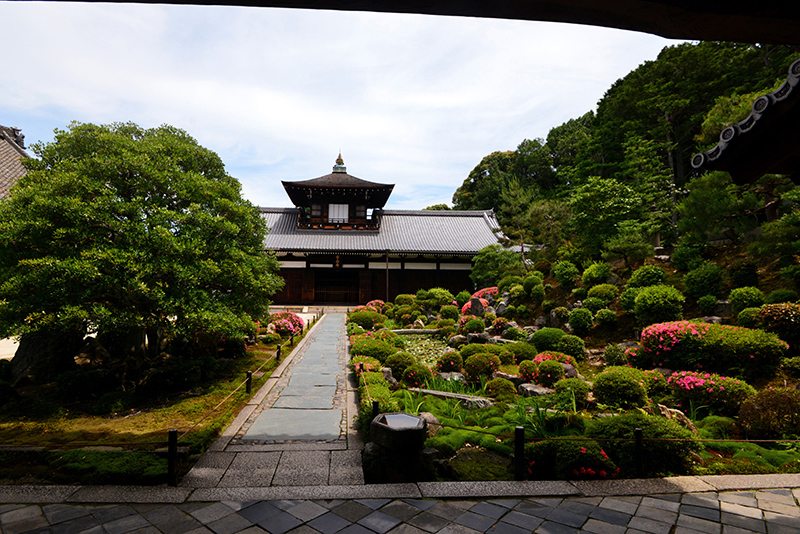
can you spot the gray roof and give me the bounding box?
[260,208,502,255]
[0,125,29,199]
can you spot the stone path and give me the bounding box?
[180,311,365,488]
[4,484,800,533]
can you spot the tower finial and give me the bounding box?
[333,152,346,173]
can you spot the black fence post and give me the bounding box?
[372,400,380,420]
[167,429,178,487]
[276,345,281,363]
[291,334,294,346]
[246,371,253,395]
[514,426,525,481]
[634,427,643,478]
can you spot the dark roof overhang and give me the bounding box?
[691,59,800,186]
[281,173,394,208]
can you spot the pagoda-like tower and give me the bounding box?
[281,154,395,229]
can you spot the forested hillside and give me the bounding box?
[451,42,800,287]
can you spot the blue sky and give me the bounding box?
[0,2,685,209]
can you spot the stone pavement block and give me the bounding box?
[403,501,437,512]
[597,497,638,516]
[239,502,283,524]
[626,516,673,534]
[189,502,236,524]
[634,504,677,524]
[102,513,151,534]
[358,510,402,534]
[436,524,482,534]
[763,510,800,528]
[3,514,50,534]
[49,514,102,534]
[554,500,595,516]
[466,502,506,520]
[452,511,495,532]
[544,507,586,528]
[719,513,766,533]
[587,505,630,526]
[0,505,42,525]
[718,493,758,509]
[676,513,721,533]
[42,504,89,525]
[680,504,721,522]
[755,500,800,516]
[486,501,518,510]
[702,474,800,492]
[388,525,429,534]
[206,512,254,534]
[0,486,79,504]
[144,505,203,534]
[286,526,323,534]
[331,502,373,523]
[531,520,577,534]
[426,503,466,521]
[329,451,364,486]
[641,496,681,512]
[682,494,720,510]
[69,486,190,504]
[259,511,304,534]
[380,501,423,522]
[337,524,375,534]
[272,452,331,487]
[90,505,137,524]
[286,502,328,522]
[497,510,543,530]
[307,511,353,534]
[580,518,627,534]
[484,521,528,534]
[406,511,450,533]
[511,501,552,519]
[721,526,763,534]
[720,502,762,520]
[573,477,713,498]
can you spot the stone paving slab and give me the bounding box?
[243,408,343,440]
[66,486,191,503]
[573,476,716,497]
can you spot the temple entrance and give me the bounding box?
[314,270,360,303]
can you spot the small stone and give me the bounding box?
[518,383,555,397]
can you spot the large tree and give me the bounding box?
[0,122,283,382]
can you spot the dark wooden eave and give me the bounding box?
[41,0,800,45]
[281,173,394,208]
[691,58,800,186]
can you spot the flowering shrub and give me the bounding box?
[463,352,500,381]
[440,305,460,321]
[435,352,463,373]
[459,317,485,335]
[492,317,509,332]
[269,312,305,336]
[536,360,565,387]
[365,299,390,314]
[350,356,382,376]
[554,378,593,409]
[385,352,416,380]
[484,377,517,402]
[349,329,405,349]
[472,287,498,299]
[347,310,387,330]
[461,298,490,315]
[525,438,619,480]
[637,321,787,380]
[518,360,538,383]
[532,351,578,368]
[402,364,433,388]
[667,371,756,417]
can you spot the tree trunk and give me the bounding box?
[10,329,85,385]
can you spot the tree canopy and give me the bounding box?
[0,122,283,378]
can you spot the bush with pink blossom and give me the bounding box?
[269,311,305,336]
[667,370,756,418]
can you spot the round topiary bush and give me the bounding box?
[463,353,501,382]
[518,360,538,383]
[553,261,580,288]
[593,366,648,409]
[667,370,756,418]
[587,283,619,304]
[582,262,612,287]
[759,303,800,350]
[435,352,463,373]
[729,286,765,316]
[568,308,594,336]
[554,378,593,409]
[586,413,701,477]
[528,283,546,306]
[350,338,399,363]
[633,285,685,326]
[697,294,718,316]
[626,265,667,289]
[581,297,605,315]
[620,287,642,312]
[765,289,798,305]
[504,327,527,341]
[385,352,416,380]
[440,305,460,321]
[536,360,565,388]
[401,364,433,388]
[738,388,800,440]
[460,317,486,335]
[529,327,566,352]
[484,377,517,402]
[556,334,586,361]
[508,342,537,363]
[594,309,617,328]
[602,344,628,366]
[671,244,704,272]
[737,307,762,329]
[684,262,724,298]
[455,290,472,308]
[460,343,489,359]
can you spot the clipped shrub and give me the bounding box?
[498,275,524,295]
[460,317,485,335]
[737,307,762,329]
[523,272,544,293]
[571,287,588,300]
[782,357,800,379]
[729,286,765,316]
[542,300,556,314]
[667,371,757,417]
[518,360,538,383]
[620,287,642,312]
[426,287,455,309]
[537,360,565,388]
[697,295,718,316]
[435,352,463,373]
[529,327,566,352]
[385,352,416,380]
[728,260,759,289]
[347,310,387,331]
[440,305,460,321]
[587,283,619,304]
[552,306,570,324]
[525,438,619,480]
[586,413,701,477]
[633,285,685,326]
[603,344,628,366]
[394,294,416,306]
[463,353,501,382]
[484,377,517,402]
[554,378,593,409]
[582,262,612,287]
[643,369,670,400]
[349,338,399,363]
[532,351,578,368]
[553,261,580,288]
[759,302,800,349]
[593,366,648,409]
[508,342,537,363]
[738,388,800,440]
[528,284,546,306]
[671,244,704,272]
[568,308,594,336]
[270,311,306,336]
[350,356,382,376]
[626,265,667,289]
[504,327,527,341]
[684,263,724,298]
[581,297,605,315]
[638,321,788,381]
[485,344,515,365]
[696,416,738,440]
[482,312,497,327]
[402,364,433,388]
[594,309,617,328]
[556,334,586,361]
[765,289,798,305]
[455,290,472,308]
[509,284,527,304]
[460,343,490,359]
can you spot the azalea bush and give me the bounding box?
[349,338,399,363]
[635,321,788,381]
[472,287,498,299]
[525,438,619,480]
[350,356,382,376]
[347,310,387,330]
[269,311,305,336]
[667,371,756,417]
[463,352,500,381]
[435,352,463,373]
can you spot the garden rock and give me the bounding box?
[438,372,466,383]
[485,306,496,316]
[464,397,494,409]
[469,297,485,316]
[655,404,698,434]
[519,383,555,397]
[495,302,507,316]
[534,315,548,328]
[418,412,442,437]
[561,363,578,379]
[447,335,467,348]
[466,332,490,344]
[492,371,525,387]
[655,255,671,262]
[714,300,733,317]
[413,318,426,329]
[10,330,85,385]
[700,316,724,324]
[382,367,398,387]
[74,337,111,368]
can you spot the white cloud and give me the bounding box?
[0,2,684,209]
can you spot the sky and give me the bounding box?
[0,2,686,210]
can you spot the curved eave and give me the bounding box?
[691,58,800,185]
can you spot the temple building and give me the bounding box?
[0,125,29,199]
[261,155,503,304]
